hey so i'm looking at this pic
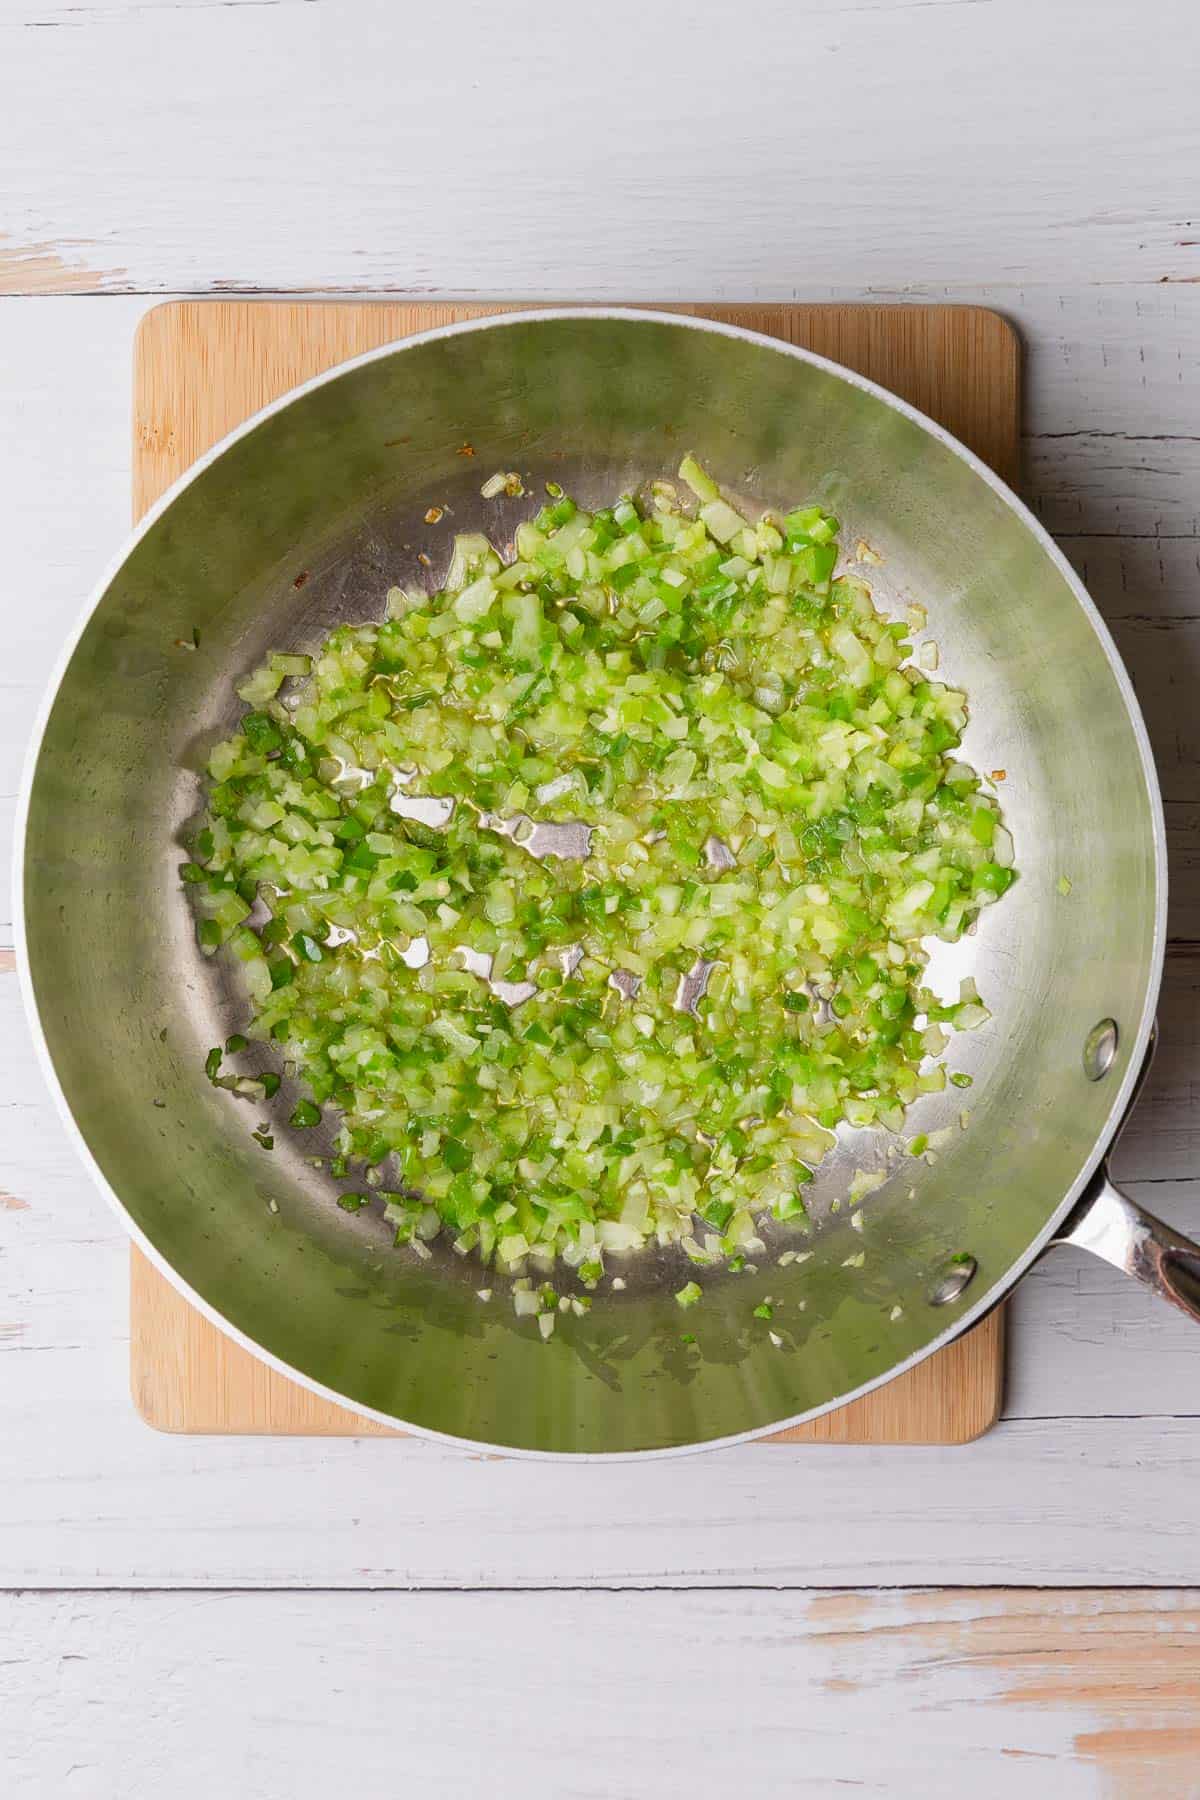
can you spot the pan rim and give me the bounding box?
[13,303,1168,1459]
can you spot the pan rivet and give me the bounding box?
[929,1254,977,1307]
[1084,1018,1118,1082]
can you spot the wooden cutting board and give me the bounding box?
[130,299,1016,1442]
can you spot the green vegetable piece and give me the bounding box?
[969,806,996,847]
[242,712,283,754]
[972,862,1015,897]
[184,464,1017,1308]
[678,455,720,502]
[443,1138,471,1172]
[773,1191,810,1223]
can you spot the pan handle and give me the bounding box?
[1055,1170,1200,1327]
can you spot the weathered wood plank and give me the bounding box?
[1,0,1198,296]
[6,1588,1200,1798]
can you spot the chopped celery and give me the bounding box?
[186,454,1015,1302]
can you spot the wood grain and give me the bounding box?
[131,300,1020,512]
[2,0,1197,296]
[128,1245,1005,1442]
[130,299,1016,1443]
[8,1587,1200,1798]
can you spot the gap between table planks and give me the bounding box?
[130,300,1014,1442]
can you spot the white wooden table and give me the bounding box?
[3,2,1200,1792]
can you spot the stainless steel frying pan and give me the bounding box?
[17,309,1200,1456]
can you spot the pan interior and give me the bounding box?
[22,314,1162,1453]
